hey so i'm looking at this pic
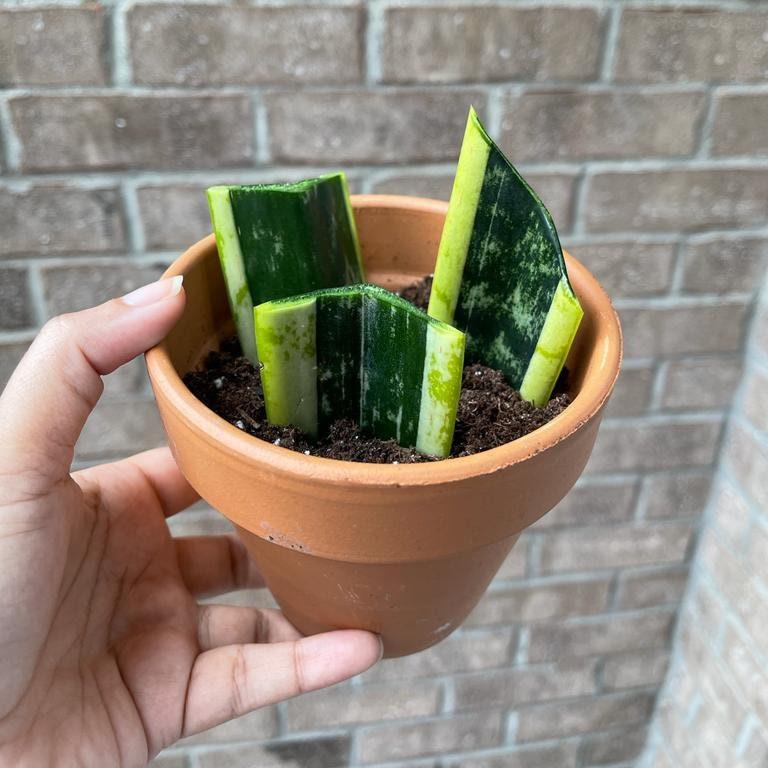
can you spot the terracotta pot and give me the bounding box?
[146,195,622,657]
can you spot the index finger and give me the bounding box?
[0,278,184,494]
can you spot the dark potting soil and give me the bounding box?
[183,277,571,463]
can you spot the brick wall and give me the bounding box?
[0,2,766,767]
[642,272,768,768]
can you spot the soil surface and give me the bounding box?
[183,277,571,463]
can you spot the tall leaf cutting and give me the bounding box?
[254,284,466,458]
[429,108,583,406]
[207,172,363,363]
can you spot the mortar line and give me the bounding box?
[6,158,768,185]
[485,84,505,138]
[365,0,383,87]
[110,0,131,87]
[696,85,720,160]
[25,261,47,327]
[668,237,690,296]
[598,2,621,83]
[0,81,760,99]
[0,96,22,173]
[647,359,669,414]
[504,711,519,745]
[569,168,589,237]
[119,177,145,254]
[251,89,271,165]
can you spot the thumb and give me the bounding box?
[0,276,184,492]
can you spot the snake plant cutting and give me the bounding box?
[202,109,582,459]
[429,107,583,406]
[207,172,363,363]
[254,284,466,458]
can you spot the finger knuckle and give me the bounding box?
[40,313,74,345]
[293,642,309,695]
[229,646,251,718]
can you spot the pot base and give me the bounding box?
[238,526,519,657]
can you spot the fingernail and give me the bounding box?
[377,636,385,661]
[122,276,183,307]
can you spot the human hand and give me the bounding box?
[0,278,381,767]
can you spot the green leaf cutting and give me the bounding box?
[207,172,364,363]
[254,284,466,458]
[429,107,583,406]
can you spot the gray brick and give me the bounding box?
[701,535,768,652]
[586,419,723,473]
[358,713,502,764]
[691,667,750,765]
[454,659,597,711]
[646,747,676,768]
[565,241,676,298]
[200,588,278,611]
[137,185,212,251]
[102,356,149,399]
[657,699,704,768]
[0,185,127,257]
[744,366,768,432]
[148,755,186,768]
[618,302,749,358]
[362,628,514,684]
[166,505,233,538]
[500,90,705,162]
[681,237,768,294]
[724,422,768,510]
[371,171,576,232]
[644,472,712,520]
[711,92,768,157]
[76,398,165,459]
[41,263,165,317]
[381,6,602,84]
[11,94,253,172]
[525,173,577,234]
[197,735,350,768]
[603,365,654,418]
[494,539,527,579]
[0,8,107,86]
[741,723,768,767]
[266,90,485,164]
[0,339,30,391]
[129,5,362,86]
[528,611,674,662]
[516,692,655,742]
[688,579,726,637]
[0,268,33,330]
[661,356,743,411]
[284,680,441,731]
[539,524,692,574]
[533,479,638,529]
[177,706,277,745]
[466,578,610,627]
[371,173,455,201]
[710,479,751,546]
[585,169,768,233]
[614,8,768,83]
[580,726,648,765]
[447,742,578,768]
[602,650,670,691]
[615,568,689,610]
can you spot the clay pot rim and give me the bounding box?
[146,194,622,488]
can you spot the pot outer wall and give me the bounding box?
[147,196,623,657]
